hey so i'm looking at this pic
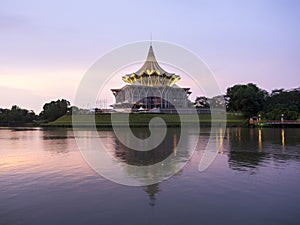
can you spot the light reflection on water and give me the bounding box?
[0,127,300,225]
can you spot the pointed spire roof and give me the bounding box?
[135,45,169,76]
[146,45,156,61]
[122,45,181,86]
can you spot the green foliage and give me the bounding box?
[226,84,300,120]
[226,83,268,118]
[39,99,70,122]
[286,111,298,120]
[2,85,299,126]
[0,105,37,125]
[194,96,210,108]
[264,88,300,120]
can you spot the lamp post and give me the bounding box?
[281,114,284,123]
[258,114,261,122]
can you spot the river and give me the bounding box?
[0,127,299,225]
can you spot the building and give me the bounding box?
[111,45,192,112]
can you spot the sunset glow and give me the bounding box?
[1,0,300,113]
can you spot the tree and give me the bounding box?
[226,83,268,117]
[264,88,300,120]
[39,99,70,122]
[194,96,210,108]
[0,105,37,125]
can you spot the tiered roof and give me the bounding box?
[122,45,181,86]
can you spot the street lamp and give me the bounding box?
[281,114,284,122]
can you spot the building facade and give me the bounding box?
[111,45,191,112]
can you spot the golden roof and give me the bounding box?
[122,45,181,86]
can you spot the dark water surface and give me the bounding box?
[0,127,299,225]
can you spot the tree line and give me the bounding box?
[1,83,299,125]
[195,83,300,120]
[226,83,300,120]
[0,99,70,125]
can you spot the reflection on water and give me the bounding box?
[226,128,300,173]
[144,183,160,207]
[0,127,300,225]
[281,128,285,152]
[258,128,262,152]
[107,128,180,166]
[219,127,224,154]
[42,128,71,154]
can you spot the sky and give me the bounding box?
[1,0,300,113]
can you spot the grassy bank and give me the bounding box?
[44,113,245,128]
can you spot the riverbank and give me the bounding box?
[251,120,300,128]
[42,113,246,128]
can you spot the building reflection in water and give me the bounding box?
[94,127,299,201]
[98,127,195,205]
[112,128,180,166]
[144,183,160,207]
[79,126,300,207]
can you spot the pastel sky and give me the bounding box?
[1,0,299,113]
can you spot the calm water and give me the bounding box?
[0,127,300,225]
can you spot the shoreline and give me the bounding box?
[42,113,246,128]
[3,114,299,128]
